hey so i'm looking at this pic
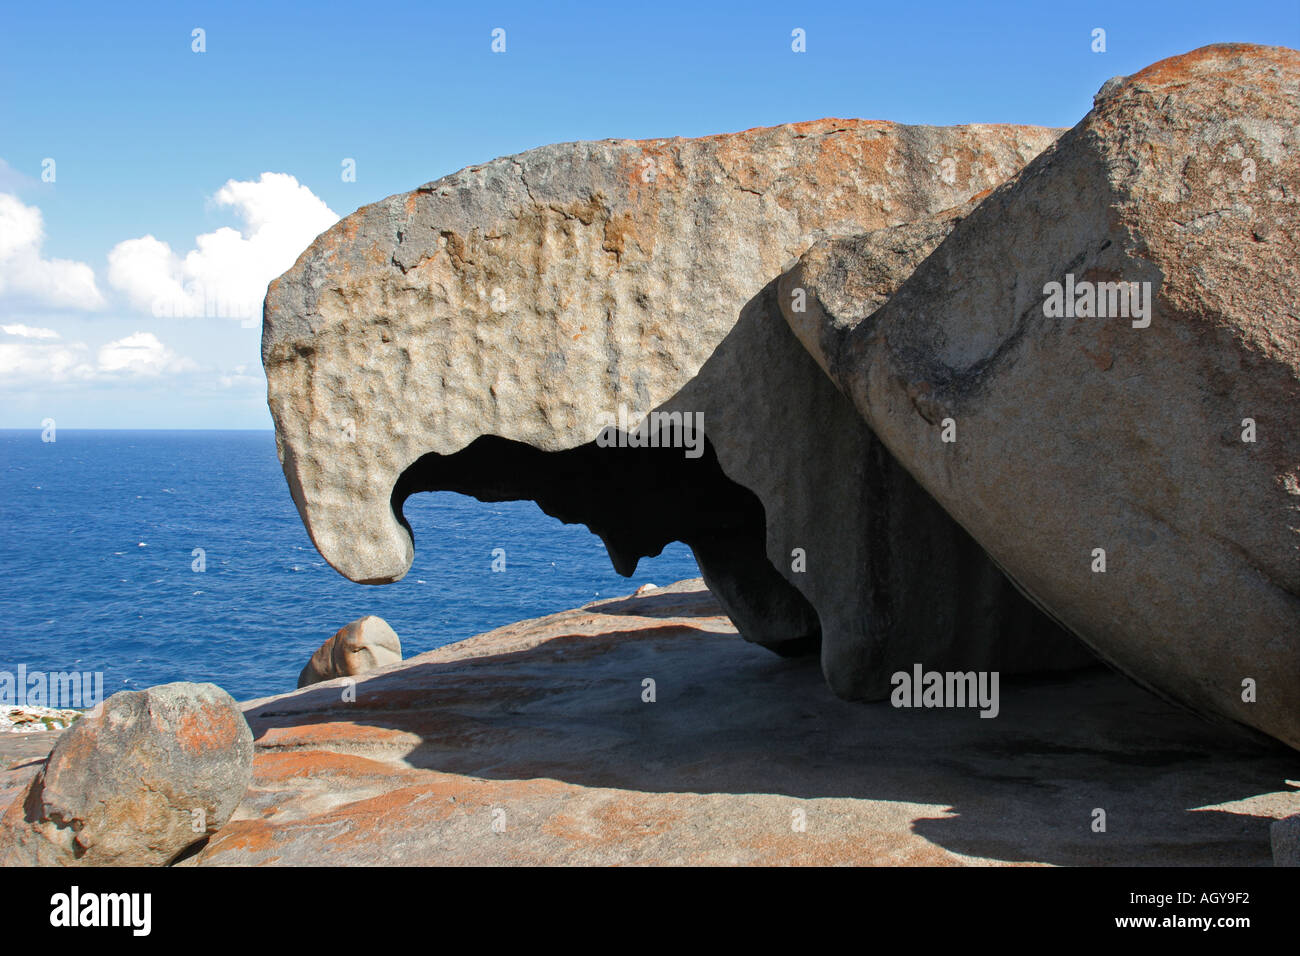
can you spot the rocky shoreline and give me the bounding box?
[3,41,1297,868]
[3,578,1297,865]
[0,706,81,735]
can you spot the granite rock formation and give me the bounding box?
[299,615,403,688]
[263,119,1093,699]
[0,682,253,866]
[779,44,1300,747]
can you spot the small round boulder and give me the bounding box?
[298,615,403,688]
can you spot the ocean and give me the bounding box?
[0,430,700,701]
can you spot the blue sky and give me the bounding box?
[2,0,1297,428]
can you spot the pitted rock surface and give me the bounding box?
[264,119,1092,697]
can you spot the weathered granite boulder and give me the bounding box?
[781,197,979,382]
[778,44,1300,746]
[0,682,253,865]
[298,615,403,688]
[264,118,1093,700]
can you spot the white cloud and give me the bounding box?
[217,363,263,390]
[1,323,60,339]
[97,332,196,376]
[0,328,194,383]
[108,172,338,321]
[0,193,105,310]
[106,235,187,315]
[0,340,94,381]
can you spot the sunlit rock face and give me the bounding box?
[780,44,1300,747]
[263,118,1093,699]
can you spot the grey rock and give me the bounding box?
[779,44,1300,747]
[263,118,1093,701]
[298,615,403,688]
[1093,75,1128,107]
[0,682,253,866]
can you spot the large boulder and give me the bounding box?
[778,44,1300,746]
[0,682,254,865]
[264,119,1093,699]
[299,615,403,688]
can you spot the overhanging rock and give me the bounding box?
[263,118,1093,699]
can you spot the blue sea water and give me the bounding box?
[0,430,700,701]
